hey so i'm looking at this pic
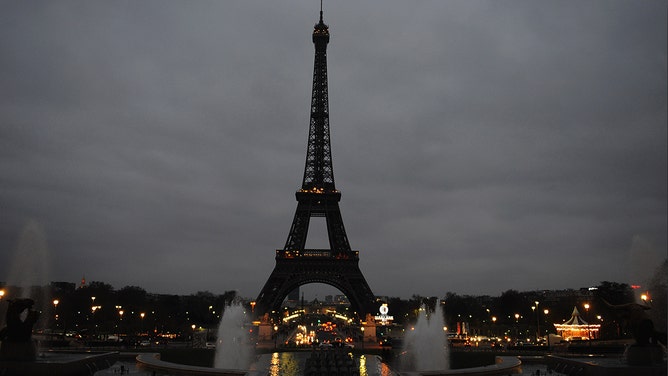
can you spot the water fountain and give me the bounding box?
[0,221,117,375]
[402,304,449,372]
[137,303,251,376]
[214,303,253,370]
[398,303,521,376]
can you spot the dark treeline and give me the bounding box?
[1,279,663,342]
[0,282,238,339]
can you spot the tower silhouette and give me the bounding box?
[255,10,376,318]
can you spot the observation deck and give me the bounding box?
[276,249,359,260]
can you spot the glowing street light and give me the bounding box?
[53,299,60,329]
[531,303,540,343]
[583,303,591,342]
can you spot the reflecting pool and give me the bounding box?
[248,352,397,376]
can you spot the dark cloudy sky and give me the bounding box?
[1,1,666,300]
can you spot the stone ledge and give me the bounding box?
[136,353,247,376]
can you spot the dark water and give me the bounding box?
[248,352,396,376]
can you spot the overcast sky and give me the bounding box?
[1,1,666,300]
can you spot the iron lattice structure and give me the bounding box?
[255,11,376,318]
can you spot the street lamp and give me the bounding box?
[273,325,279,349]
[543,309,550,348]
[53,299,60,329]
[583,303,591,343]
[361,326,365,350]
[534,301,540,343]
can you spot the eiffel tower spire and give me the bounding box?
[302,6,334,192]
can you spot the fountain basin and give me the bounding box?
[546,354,667,376]
[0,351,118,376]
[399,356,521,376]
[137,353,247,376]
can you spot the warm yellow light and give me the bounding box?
[53,299,59,306]
[140,312,145,319]
[544,309,549,315]
[583,303,590,310]
[191,324,196,330]
[641,293,649,301]
[0,290,5,298]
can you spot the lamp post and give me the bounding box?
[543,309,550,349]
[361,326,365,350]
[534,301,540,343]
[583,303,592,348]
[191,324,196,348]
[53,299,60,330]
[118,309,124,343]
[583,303,590,340]
[274,325,279,349]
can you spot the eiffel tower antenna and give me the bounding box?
[320,0,323,22]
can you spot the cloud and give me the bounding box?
[1,1,666,298]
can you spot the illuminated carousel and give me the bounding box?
[553,306,601,340]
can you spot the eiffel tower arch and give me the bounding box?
[255,10,376,319]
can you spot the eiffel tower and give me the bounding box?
[255,9,376,318]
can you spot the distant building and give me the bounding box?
[51,281,76,294]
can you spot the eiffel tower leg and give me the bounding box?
[255,257,376,320]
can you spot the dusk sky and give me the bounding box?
[1,1,666,300]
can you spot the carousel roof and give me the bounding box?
[561,306,588,325]
[554,306,600,330]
